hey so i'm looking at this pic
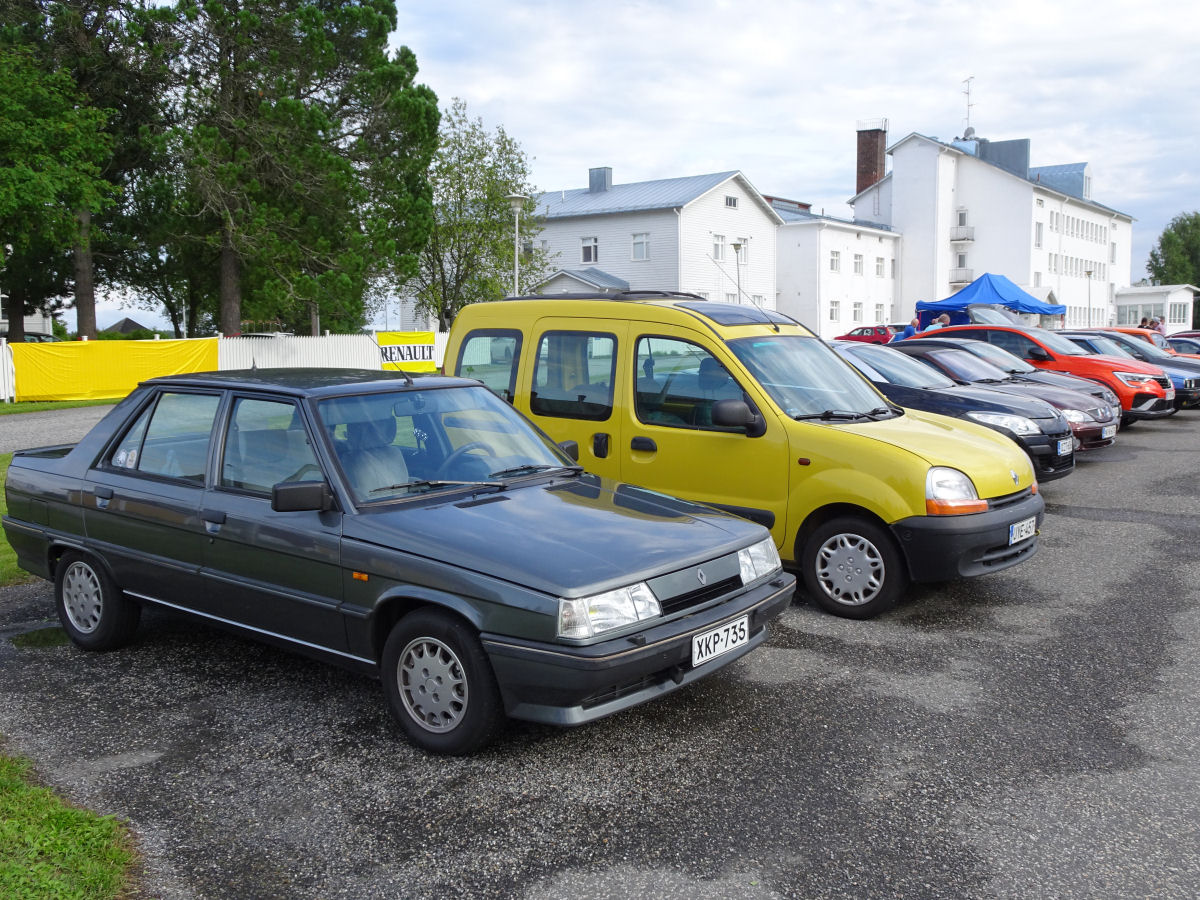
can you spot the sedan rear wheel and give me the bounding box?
[54,551,141,650]
[381,609,503,755]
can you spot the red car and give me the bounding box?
[835,325,897,344]
[932,324,1175,427]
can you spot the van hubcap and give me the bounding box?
[398,637,468,733]
[815,533,884,606]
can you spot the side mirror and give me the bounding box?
[711,399,757,431]
[272,480,334,512]
[558,439,580,462]
[1027,347,1051,362]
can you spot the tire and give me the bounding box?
[799,516,908,619]
[54,551,141,651]
[380,609,504,755]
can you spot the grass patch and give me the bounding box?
[1,453,29,588]
[11,627,68,649]
[0,752,136,899]
[0,399,115,416]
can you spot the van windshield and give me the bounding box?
[727,335,895,420]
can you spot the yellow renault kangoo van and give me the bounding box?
[445,293,1044,619]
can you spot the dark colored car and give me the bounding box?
[0,330,60,342]
[2,369,794,755]
[834,341,1076,480]
[835,325,897,344]
[892,340,1121,462]
[928,324,1174,428]
[897,336,1120,451]
[1168,336,1200,355]
[1059,330,1200,410]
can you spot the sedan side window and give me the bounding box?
[108,392,219,482]
[221,397,321,494]
[987,331,1038,358]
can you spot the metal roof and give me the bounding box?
[545,268,630,290]
[536,171,741,218]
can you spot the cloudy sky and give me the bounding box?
[88,0,1198,331]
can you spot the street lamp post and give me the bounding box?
[506,194,528,295]
[731,241,743,303]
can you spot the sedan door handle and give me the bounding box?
[201,509,226,535]
[93,485,113,509]
[630,436,657,452]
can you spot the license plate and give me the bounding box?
[692,616,749,667]
[1056,438,1073,456]
[1009,516,1036,545]
[1101,425,1116,439]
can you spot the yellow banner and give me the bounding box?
[377,331,437,373]
[11,338,220,401]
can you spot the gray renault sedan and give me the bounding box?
[2,369,794,754]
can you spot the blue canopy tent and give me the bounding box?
[915,273,1066,328]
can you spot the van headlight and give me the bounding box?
[926,466,988,515]
[738,537,781,583]
[558,583,661,639]
[965,411,1040,435]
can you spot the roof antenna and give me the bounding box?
[962,75,975,135]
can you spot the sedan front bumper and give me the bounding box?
[481,574,795,726]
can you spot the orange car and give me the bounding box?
[1099,327,1200,361]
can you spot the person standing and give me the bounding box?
[890,317,920,343]
[923,314,951,332]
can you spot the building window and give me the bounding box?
[956,252,968,268]
[874,303,885,322]
[829,300,840,320]
[852,302,864,322]
[1035,222,1043,249]
[829,250,840,273]
[581,237,598,263]
[726,293,737,304]
[853,254,864,275]
[1084,176,1092,199]
[752,294,764,305]
[696,291,709,300]
[632,232,649,260]
[1170,302,1189,323]
[957,209,968,227]
[875,256,884,277]
[725,195,738,209]
[1036,198,1044,208]
[713,234,726,261]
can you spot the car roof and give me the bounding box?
[143,368,471,398]
[477,292,806,331]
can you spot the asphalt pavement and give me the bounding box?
[2,411,1199,898]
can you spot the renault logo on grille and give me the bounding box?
[1010,469,1019,485]
[697,568,708,586]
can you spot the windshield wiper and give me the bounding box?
[794,408,888,421]
[489,463,584,478]
[370,479,504,494]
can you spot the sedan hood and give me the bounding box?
[341,475,764,597]
[980,380,1104,414]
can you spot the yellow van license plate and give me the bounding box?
[692,616,749,666]
[1009,517,1037,545]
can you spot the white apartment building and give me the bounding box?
[769,196,901,339]
[534,168,782,307]
[849,124,1134,328]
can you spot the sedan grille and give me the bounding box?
[1154,375,1171,390]
[659,576,742,616]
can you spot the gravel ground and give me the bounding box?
[0,404,116,453]
[2,412,1199,898]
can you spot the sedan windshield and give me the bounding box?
[960,341,1037,374]
[1080,335,1132,358]
[843,344,957,390]
[1110,335,1173,361]
[727,335,894,419]
[317,385,573,502]
[923,349,1012,383]
[1035,329,1087,356]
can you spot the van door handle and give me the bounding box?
[630,436,657,452]
[592,433,610,458]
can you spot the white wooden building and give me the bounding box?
[1114,284,1198,333]
[849,126,1134,327]
[534,168,782,307]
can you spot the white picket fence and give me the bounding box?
[0,332,451,402]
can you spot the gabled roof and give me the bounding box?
[542,268,630,291]
[849,132,1131,219]
[537,171,783,223]
[769,199,894,233]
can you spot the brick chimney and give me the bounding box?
[855,119,888,194]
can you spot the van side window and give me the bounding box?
[530,331,616,421]
[455,330,522,401]
[635,336,743,428]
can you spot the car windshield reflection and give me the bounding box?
[317,385,572,502]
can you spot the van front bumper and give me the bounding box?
[480,574,795,726]
[890,491,1045,582]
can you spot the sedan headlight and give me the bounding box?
[738,537,781,583]
[558,583,661,639]
[1113,371,1157,388]
[926,466,987,515]
[1059,408,1089,423]
[965,411,1040,435]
